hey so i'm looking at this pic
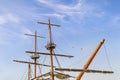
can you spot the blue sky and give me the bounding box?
[0,0,120,80]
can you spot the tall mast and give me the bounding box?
[34,31,37,78]
[38,18,60,80]
[28,64,31,80]
[76,39,105,80]
[25,31,45,79]
[48,19,54,80]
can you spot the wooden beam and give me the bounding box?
[55,68,114,74]
[24,33,45,38]
[26,51,74,58]
[13,60,54,67]
[37,22,60,27]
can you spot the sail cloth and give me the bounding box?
[31,71,75,80]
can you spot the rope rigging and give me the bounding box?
[103,44,113,71]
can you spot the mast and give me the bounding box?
[25,31,45,79]
[76,39,105,80]
[29,31,38,78]
[34,31,37,78]
[28,64,31,80]
[47,19,54,80]
[38,18,60,80]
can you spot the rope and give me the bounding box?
[52,50,75,80]
[37,55,48,79]
[55,46,73,68]
[30,67,34,79]
[42,55,48,68]
[53,50,61,68]
[69,54,89,67]
[24,73,27,80]
[20,67,27,80]
[103,44,113,70]
[36,60,43,78]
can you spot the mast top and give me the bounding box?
[37,19,60,27]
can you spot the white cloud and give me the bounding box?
[37,0,55,6]
[39,13,65,20]
[0,16,7,24]
[0,13,20,25]
[37,0,106,23]
[20,27,33,39]
[112,16,120,25]
[7,14,20,23]
[0,26,33,45]
[107,15,120,30]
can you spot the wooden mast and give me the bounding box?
[13,31,48,80]
[34,31,37,78]
[25,31,45,79]
[26,31,38,78]
[76,39,105,80]
[48,18,54,80]
[28,64,31,80]
[37,18,60,80]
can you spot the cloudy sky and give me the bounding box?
[0,0,120,80]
